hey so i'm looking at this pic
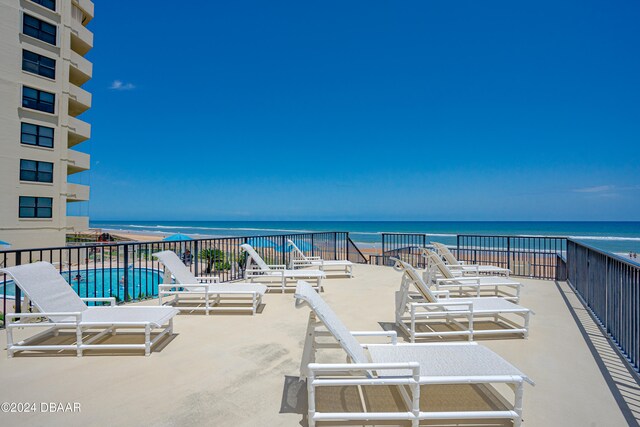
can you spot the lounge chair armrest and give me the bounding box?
[195,276,220,283]
[436,277,480,284]
[409,301,472,311]
[159,284,208,291]
[6,311,82,322]
[351,330,398,344]
[308,362,420,376]
[433,289,450,299]
[81,297,116,306]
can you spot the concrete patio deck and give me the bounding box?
[0,263,638,426]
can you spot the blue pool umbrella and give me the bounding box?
[163,233,193,242]
[0,240,11,249]
[246,238,277,248]
[287,241,313,252]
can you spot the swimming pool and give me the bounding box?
[1,267,163,303]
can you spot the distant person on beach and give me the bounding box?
[181,249,193,266]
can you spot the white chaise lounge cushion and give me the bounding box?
[153,250,268,295]
[240,244,325,279]
[1,262,88,321]
[240,244,271,271]
[79,306,177,327]
[395,258,530,313]
[295,281,369,365]
[368,343,532,382]
[1,262,179,325]
[153,250,201,284]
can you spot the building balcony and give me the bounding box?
[68,50,92,86]
[65,183,90,202]
[74,0,94,24]
[67,20,93,56]
[66,116,91,147]
[67,83,91,116]
[66,149,90,174]
[66,215,89,231]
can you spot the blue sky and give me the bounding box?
[77,0,640,221]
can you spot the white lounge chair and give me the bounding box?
[294,281,533,427]
[393,258,531,342]
[423,249,523,302]
[153,251,267,315]
[431,241,511,277]
[0,262,178,357]
[287,239,353,277]
[240,244,325,292]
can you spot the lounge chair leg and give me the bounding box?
[307,371,316,427]
[145,324,151,356]
[513,381,524,427]
[76,326,83,357]
[6,326,14,358]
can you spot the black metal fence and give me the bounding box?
[376,233,428,268]
[566,239,640,373]
[371,233,569,280]
[0,231,364,321]
[457,235,568,280]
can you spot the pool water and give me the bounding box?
[1,268,163,303]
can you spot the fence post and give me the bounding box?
[193,240,199,277]
[334,232,338,260]
[282,235,286,266]
[507,238,511,272]
[15,251,22,314]
[311,234,315,257]
[123,245,130,302]
[456,235,460,259]
[346,233,350,261]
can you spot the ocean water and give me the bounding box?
[90,221,640,254]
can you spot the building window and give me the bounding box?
[21,123,54,148]
[19,196,53,218]
[20,159,54,183]
[22,50,56,79]
[23,14,56,45]
[22,86,55,114]
[30,0,56,11]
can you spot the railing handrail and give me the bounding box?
[566,238,639,268]
[0,231,356,255]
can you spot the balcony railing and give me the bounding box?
[566,240,640,374]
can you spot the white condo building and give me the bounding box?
[0,0,94,249]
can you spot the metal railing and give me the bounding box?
[457,235,568,280]
[373,233,428,267]
[566,239,640,374]
[0,231,364,322]
[372,233,569,280]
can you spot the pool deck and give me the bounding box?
[0,263,638,426]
